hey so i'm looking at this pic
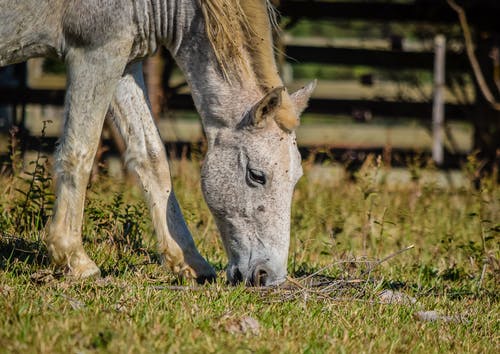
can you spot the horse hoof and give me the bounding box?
[195,271,217,284]
[67,261,101,279]
[186,257,217,284]
[160,252,216,283]
[179,265,216,284]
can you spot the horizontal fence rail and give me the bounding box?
[1,0,485,169]
[0,135,467,170]
[286,45,469,71]
[279,0,500,30]
[0,89,474,121]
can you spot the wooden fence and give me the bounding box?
[2,0,499,168]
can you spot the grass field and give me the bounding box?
[0,153,498,353]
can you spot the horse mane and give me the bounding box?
[199,0,299,131]
[199,0,251,81]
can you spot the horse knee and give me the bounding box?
[53,141,97,187]
[125,144,168,176]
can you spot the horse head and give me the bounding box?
[201,81,316,285]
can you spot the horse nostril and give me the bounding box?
[230,267,243,285]
[253,268,269,286]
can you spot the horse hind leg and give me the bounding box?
[47,42,131,278]
[108,62,216,283]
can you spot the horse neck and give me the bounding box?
[164,0,263,134]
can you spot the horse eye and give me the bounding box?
[246,168,266,186]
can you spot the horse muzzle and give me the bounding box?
[227,259,286,287]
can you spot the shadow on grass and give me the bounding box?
[99,250,226,286]
[0,233,49,272]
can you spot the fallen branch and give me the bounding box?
[298,259,378,284]
[151,285,203,291]
[362,244,415,276]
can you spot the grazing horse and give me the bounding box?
[0,0,315,286]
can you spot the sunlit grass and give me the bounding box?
[0,154,498,353]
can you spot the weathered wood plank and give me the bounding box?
[0,89,473,120]
[285,45,469,71]
[164,94,473,121]
[303,98,472,121]
[279,0,500,30]
[2,136,466,169]
[0,88,65,105]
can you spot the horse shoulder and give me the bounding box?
[62,0,133,46]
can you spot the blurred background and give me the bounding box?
[1,0,499,181]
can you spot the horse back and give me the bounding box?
[0,0,134,66]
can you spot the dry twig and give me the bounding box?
[361,244,415,276]
[447,0,500,110]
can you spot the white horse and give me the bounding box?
[0,0,315,285]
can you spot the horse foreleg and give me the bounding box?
[46,43,130,278]
[108,62,216,283]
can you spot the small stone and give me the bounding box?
[223,315,260,335]
[378,290,417,305]
[414,310,465,323]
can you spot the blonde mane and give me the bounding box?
[200,0,299,130]
[199,0,251,81]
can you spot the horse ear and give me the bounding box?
[290,80,316,116]
[249,86,284,129]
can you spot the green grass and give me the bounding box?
[0,155,498,353]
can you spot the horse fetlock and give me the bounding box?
[46,235,77,264]
[159,251,185,273]
[47,241,100,279]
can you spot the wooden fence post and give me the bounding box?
[143,50,165,122]
[432,35,446,166]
